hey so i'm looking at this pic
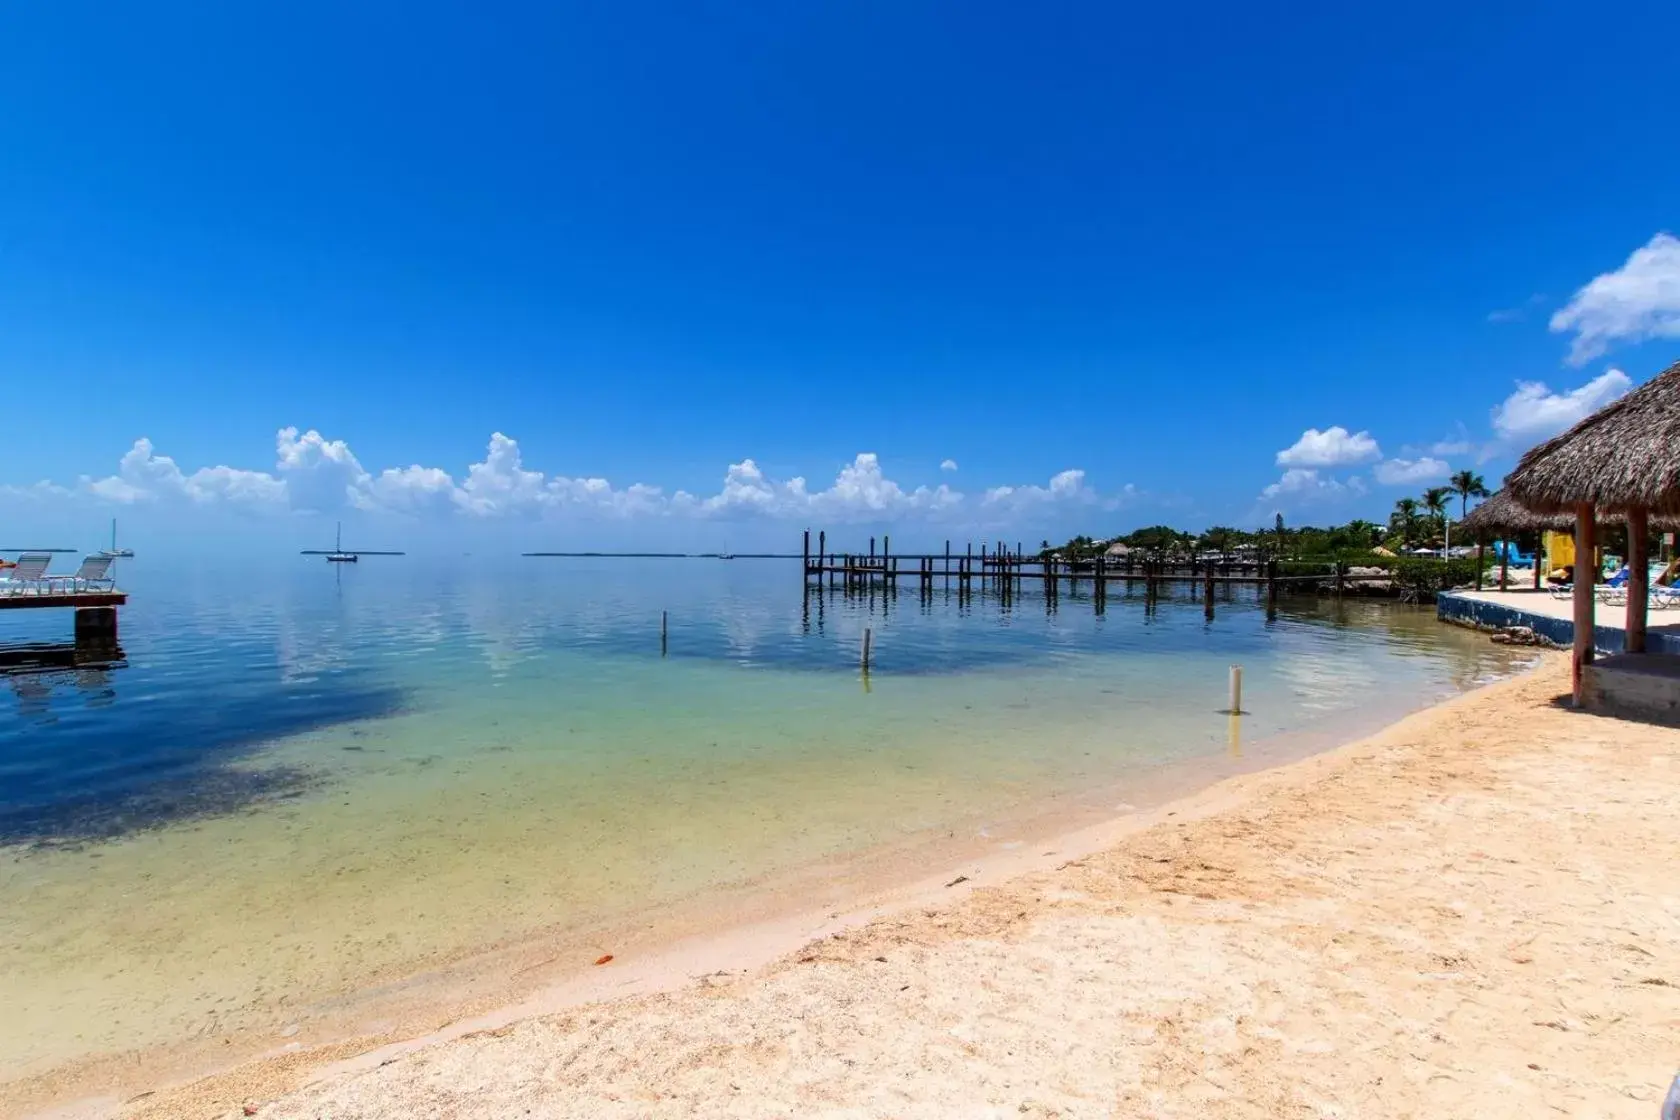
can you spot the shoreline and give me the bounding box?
[10,652,1619,1119]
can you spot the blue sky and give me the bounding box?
[3,2,1678,552]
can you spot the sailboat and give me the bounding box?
[326,523,357,563]
[97,519,135,559]
[300,523,404,563]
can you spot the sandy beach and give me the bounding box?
[60,652,1669,1119]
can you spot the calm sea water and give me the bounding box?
[0,555,1530,1079]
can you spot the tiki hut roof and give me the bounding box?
[1458,489,1575,536]
[1458,487,1680,538]
[1504,359,1680,515]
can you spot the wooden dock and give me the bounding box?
[798,530,1384,619]
[0,589,127,642]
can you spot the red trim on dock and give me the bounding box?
[0,592,128,610]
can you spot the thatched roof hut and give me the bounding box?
[1459,488,1680,539]
[1504,359,1680,516]
[1458,489,1572,537]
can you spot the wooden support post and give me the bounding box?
[1627,507,1649,655]
[1334,561,1344,598]
[944,540,951,589]
[1499,542,1509,591]
[861,627,872,674]
[1475,541,1484,591]
[1266,560,1278,612]
[661,610,668,656]
[1203,567,1215,620]
[870,536,876,561]
[1572,503,1596,705]
[1534,538,1543,590]
[802,529,810,577]
[74,606,118,644]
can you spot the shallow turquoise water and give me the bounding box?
[0,556,1530,1076]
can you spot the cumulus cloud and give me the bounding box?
[1490,369,1632,444]
[9,433,1131,526]
[83,438,286,506]
[1551,233,1680,364]
[984,469,1089,510]
[699,453,962,521]
[1261,468,1339,502]
[1275,426,1381,468]
[940,459,958,472]
[1372,457,1450,486]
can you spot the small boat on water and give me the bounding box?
[302,523,403,563]
[326,523,359,562]
[96,519,134,559]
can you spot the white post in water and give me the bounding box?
[1228,664,1243,714]
[861,627,873,673]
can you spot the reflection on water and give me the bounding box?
[0,557,1534,1080]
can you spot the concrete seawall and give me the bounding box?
[1439,590,1680,655]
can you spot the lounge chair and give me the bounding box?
[1597,567,1631,604]
[0,553,54,595]
[44,554,115,593]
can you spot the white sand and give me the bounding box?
[88,653,1680,1119]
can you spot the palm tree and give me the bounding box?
[1450,469,1489,521]
[1422,487,1451,550]
[1391,498,1422,547]
[1344,519,1382,549]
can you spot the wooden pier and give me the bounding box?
[799,529,1360,617]
[0,590,127,642]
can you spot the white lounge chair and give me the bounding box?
[45,554,115,593]
[0,553,54,595]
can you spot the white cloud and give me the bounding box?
[1427,438,1473,457]
[983,469,1090,510]
[699,453,963,521]
[1490,368,1632,444]
[940,459,958,472]
[364,464,460,515]
[8,434,1140,528]
[0,480,74,501]
[1275,426,1381,468]
[1260,468,1341,502]
[276,427,368,512]
[1551,233,1680,364]
[1372,457,1450,486]
[82,438,286,506]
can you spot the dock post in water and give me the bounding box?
[74,606,118,644]
[661,610,668,656]
[1226,665,1243,714]
[861,627,873,674]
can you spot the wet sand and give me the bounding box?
[62,652,1678,1118]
